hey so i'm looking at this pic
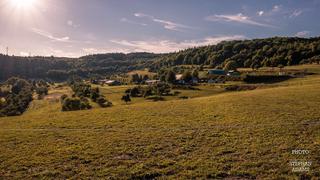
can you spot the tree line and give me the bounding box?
[1,37,320,82]
[148,37,320,71]
[0,53,160,82]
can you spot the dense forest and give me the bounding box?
[0,53,161,81]
[1,37,320,82]
[148,37,320,71]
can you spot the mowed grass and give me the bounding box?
[0,67,320,179]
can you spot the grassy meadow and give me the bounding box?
[0,65,320,179]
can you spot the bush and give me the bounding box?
[60,94,68,103]
[0,77,33,117]
[96,96,112,107]
[179,96,189,99]
[61,97,91,111]
[121,94,131,104]
[36,86,49,99]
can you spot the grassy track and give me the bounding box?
[0,66,319,179]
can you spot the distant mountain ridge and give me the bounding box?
[0,37,319,81]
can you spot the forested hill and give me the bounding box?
[1,37,320,81]
[0,52,161,81]
[147,37,320,71]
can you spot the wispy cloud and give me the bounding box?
[295,31,310,37]
[205,13,275,28]
[134,13,192,31]
[290,10,303,18]
[120,18,147,26]
[257,5,282,17]
[110,35,245,53]
[257,11,264,16]
[82,47,131,55]
[272,5,281,13]
[67,20,80,28]
[31,28,71,42]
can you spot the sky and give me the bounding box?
[0,0,320,57]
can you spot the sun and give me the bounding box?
[9,0,36,9]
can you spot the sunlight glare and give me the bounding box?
[9,0,36,9]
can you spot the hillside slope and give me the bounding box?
[0,75,319,178]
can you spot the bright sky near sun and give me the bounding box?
[0,0,320,57]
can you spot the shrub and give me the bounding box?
[121,94,131,104]
[0,77,33,117]
[36,86,49,99]
[179,96,189,99]
[61,97,91,111]
[60,94,68,103]
[96,96,112,107]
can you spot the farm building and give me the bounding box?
[98,79,121,86]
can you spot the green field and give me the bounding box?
[0,65,320,179]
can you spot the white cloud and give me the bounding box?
[82,47,131,55]
[205,13,275,28]
[257,11,264,16]
[295,31,310,37]
[290,10,303,18]
[110,35,246,53]
[121,18,147,26]
[134,13,191,31]
[258,5,282,17]
[46,48,80,58]
[272,5,281,12]
[67,20,80,28]
[31,28,71,42]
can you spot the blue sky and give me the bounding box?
[0,0,319,57]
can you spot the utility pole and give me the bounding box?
[6,47,8,56]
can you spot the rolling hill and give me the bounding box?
[0,65,319,179]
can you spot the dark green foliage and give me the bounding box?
[224,60,238,71]
[165,70,176,83]
[96,96,112,107]
[182,71,193,82]
[90,87,100,102]
[192,69,199,79]
[154,83,171,96]
[130,74,142,84]
[127,87,142,97]
[149,37,320,70]
[68,81,112,108]
[0,77,33,117]
[126,83,171,100]
[0,53,161,81]
[61,97,91,111]
[1,37,320,82]
[243,75,292,83]
[35,86,48,99]
[47,70,69,81]
[60,94,68,102]
[121,94,131,104]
